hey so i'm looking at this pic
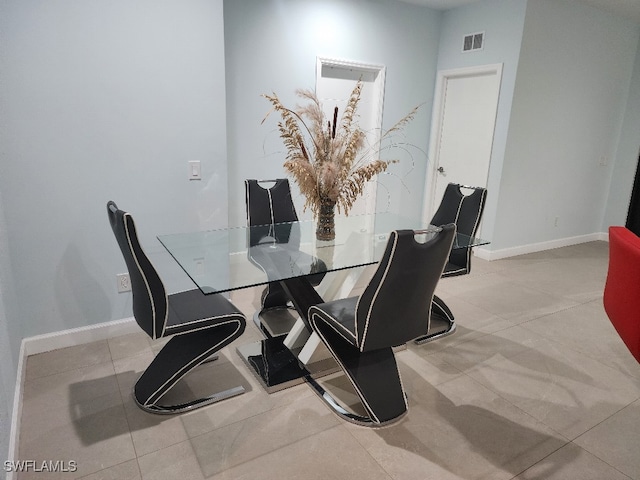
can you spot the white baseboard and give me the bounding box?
[22,317,137,357]
[474,232,608,261]
[7,317,137,474]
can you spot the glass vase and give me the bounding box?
[316,198,336,241]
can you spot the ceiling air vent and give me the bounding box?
[462,32,484,52]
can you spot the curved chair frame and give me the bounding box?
[431,183,487,277]
[415,183,487,345]
[107,201,247,414]
[307,225,456,426]
[245,179,326,335]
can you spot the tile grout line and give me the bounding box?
[107,340,144,465]
[339,423,396,480]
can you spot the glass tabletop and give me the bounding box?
[157,213,489,294]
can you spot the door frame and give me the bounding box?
[316,57,386,215]
[422,63,503,223]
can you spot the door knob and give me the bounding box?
[437,166,445,173]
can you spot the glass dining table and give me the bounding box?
[158,212,489,392]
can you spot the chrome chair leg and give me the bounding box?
[134,385,245,414]
[309,318,409,427]
[414,294,456,345]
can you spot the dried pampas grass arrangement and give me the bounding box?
[263,81,419,239]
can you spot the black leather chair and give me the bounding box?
[431,182,487,277]
[307,225,456,426]
[413,183,487,345]
[245,178,299,227]
[107,201,247,414]
[245,179,326,334]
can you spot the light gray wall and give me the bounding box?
[493,0,639,250]
[224,0,442,227]
[434,0,527,245]
[603,35,640,228]
[0,0,230,341]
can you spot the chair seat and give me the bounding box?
[108,201,247,414]
[306,227,456,426]
[165,289,245,337]
[442,262,467,277]
[308,296,359,347]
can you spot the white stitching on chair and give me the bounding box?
[123,213,169,339]
[444,266,466,275]
[309,313,382,424]
[308,309,357,344]
[462,188,486,274]
[267,188,275,231]
[145,318,244,405]
[428,226,457,330]
[453,192,464,226]
[452,187,486,276]
[165,313,241,334]
[245,180,251,226]
[358,231,399,352]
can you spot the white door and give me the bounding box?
[316,57,385,216]
[423,64,503,235]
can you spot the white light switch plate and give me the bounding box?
[188,160,201,180]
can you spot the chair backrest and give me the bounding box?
[245,179,299,246]
[603,226,640,363]
[431,183,487,274]
[355,224,456,352]
[245,179,298,226]
[107,201,167,339]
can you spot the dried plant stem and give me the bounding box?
[263,82,420,216]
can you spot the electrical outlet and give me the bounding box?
[117,273,131,293]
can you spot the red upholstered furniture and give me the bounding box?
[603,226,640,363]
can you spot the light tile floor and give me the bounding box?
[15,241,640,479]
